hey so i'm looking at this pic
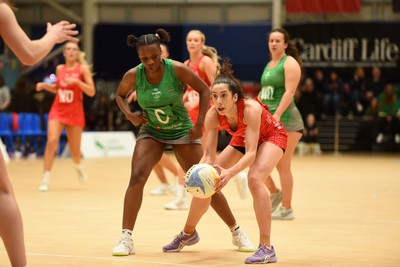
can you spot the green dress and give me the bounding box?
[259,55,304,132]
[136,59,193,140]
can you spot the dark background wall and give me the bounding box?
[92,24,271,82]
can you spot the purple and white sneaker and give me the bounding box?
[245,244,277,264]
[162,230,200,252]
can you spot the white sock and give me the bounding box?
[42,171,50,183]
[230,224,240,233]
[182,230,192,236]
[176,184,185,198]
[122,229,132,236]
[75,164,83,171]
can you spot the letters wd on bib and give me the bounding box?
[81,131,136,158]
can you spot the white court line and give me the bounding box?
[0,252,206,267]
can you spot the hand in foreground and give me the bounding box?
[47,20,79,43]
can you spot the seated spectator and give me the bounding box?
[9,76,35,113]
[297,77,320,120]
[347,67,367,116]
[312,69,328,108]
[93,93,110,131]
[323,70,344,117]
[366,66,386,103]
[375,83,400,144]
[297,113,321,156]
[0,74,11,111]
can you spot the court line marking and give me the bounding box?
[0,251,206,267]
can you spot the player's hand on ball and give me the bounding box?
[213,164,233,193]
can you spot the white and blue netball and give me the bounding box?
[185,163,219,199]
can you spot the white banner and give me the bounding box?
[81,131,136,158]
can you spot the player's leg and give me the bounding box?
[65,125,86,183]
[151,153,179,195]
[212,145,255,252]
[163,143,205,252]
[245,142,282,264]
[0,151,27,267]
[164,145,197,210]
[39,119,64,191]
[113,138,164,256]
[272,131,302,220]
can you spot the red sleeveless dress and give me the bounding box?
[185,55,211,124]
[217,98,287,150]
[49,63,85,127]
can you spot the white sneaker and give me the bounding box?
[38,182,49,192]
[164,197,189,210]
[112,234,135,256]
[231,227,255,252]
[169,182,178,194]
[376,133,383,144]
[272,206,295,220]
[77,168,88,184]
[234,172,250,200]
[356,102,363,113]
[395,134,400,144]
[270,189,282,213]
[150,183,171,196]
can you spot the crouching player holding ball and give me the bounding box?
[163,59,287,264]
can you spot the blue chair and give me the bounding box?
[14,113,43,155]
[0,113,14,154]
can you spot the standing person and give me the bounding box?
[112,29,253,256]
[0,1,78,266]
[36,41,95,192]
[149,42,184,196]
[258,28,303,220]
[163,59,286,264]
[163,29,248,211]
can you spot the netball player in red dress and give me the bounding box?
[163,60,287,264]
[36,41,95,191]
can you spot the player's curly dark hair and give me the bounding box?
[212,58,244,99]
[126,28,170,49]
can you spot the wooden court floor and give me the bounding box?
[1,153,399,266]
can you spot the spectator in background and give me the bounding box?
[297,77,320,121]
[0,74,11,111]
[375,83,400,144]
[9,76,35,113]
[312,69,328,114]
[323,70,344,117]
[347,67,367,116]
[366,66,386,106]
[297,113,321,156]
[93,93,110,131]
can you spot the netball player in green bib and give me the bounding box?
[258,28,304,220]
[112,29,253,256]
